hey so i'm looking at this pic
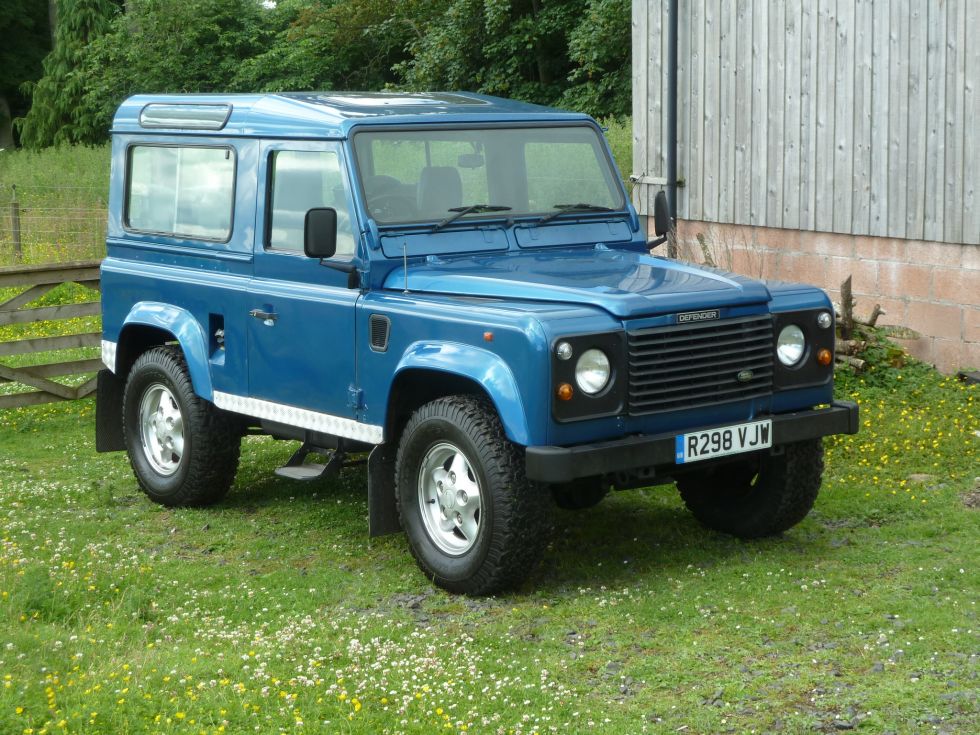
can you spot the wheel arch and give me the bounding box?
[367,353,530,540]
[387,343,531,446]
[116,303,213,400]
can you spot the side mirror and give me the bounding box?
[647,190,671,249]
[653,190,670,236]
[304,207,338,259]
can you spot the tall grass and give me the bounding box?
[0,146,111,265]
[599,116,633,186]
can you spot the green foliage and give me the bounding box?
[0,0,51,125]
[17,0,633,147]
[397,0,631,115]
[561,0,632,116]
[835,324,940,393]
[237,0,447,92]
[80,0,271,138]
[15,0,119,149]
[599,115,633,186]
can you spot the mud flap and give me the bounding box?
[95,369,126,452]
[367,443,401,536]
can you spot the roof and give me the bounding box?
[111,91,593,138]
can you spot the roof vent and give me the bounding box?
[369,314,390,353]
[139,103,232,130]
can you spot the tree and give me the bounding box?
[78,0,270,139]
[395,0,630,117]
[0,0,51,147]
[561,0,631,116]
[235,0,447,92]
[15,0,119,149]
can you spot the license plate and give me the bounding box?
[674,419,773,464]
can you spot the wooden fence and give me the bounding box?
[0,260,102,409]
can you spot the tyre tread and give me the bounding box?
[396,395,549,595]
[677,440,824,538]
[123,345,240,507]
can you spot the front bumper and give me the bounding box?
[525,400,859,483]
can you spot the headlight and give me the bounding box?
[575,349,610,394]
[777,324,806,366]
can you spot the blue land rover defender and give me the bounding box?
[96,92,858,594]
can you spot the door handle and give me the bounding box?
[249,308,278,325]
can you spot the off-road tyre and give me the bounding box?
[550,477,609,510]
[395,395,551,595]
[676,439,824,538]
[123,346,241,507]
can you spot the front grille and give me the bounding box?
[627,315,774,415]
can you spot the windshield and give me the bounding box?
[352,125,625,226]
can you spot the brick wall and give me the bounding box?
[669,220,980,374]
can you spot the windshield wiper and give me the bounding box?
[536,202,615,226]
[431,204,512,232]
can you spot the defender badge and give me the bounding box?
[677,309,720,324]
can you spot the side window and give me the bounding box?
[267,150,356,256]
[126,145,234,240]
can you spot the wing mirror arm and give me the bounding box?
[645,190,672,250]
[304,207,360,288]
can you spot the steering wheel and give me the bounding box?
[369,194,417,220]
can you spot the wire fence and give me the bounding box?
[0,184,107,265]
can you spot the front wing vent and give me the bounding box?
[369,314,390,352]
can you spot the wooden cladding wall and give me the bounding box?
[0,261,102,410]
[632,0,980,245]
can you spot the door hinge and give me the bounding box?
[347,386,364,411]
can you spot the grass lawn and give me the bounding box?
[0,356,976,734]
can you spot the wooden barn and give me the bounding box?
[631,0,979,372]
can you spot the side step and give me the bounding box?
[274,443,345,482]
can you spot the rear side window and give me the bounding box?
[126,145,235,240]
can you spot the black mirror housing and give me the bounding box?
[646,190,672,249]
[653,190,670,236]
[304,208,338,259]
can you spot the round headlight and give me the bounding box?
[575,349,611,395]
[777,325,806,366]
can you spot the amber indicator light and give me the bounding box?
[483,331,493,342]
[817,348,832,366]
[556,383,574,401]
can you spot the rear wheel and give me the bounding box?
[396,395,550,595]
[676,439,824,538]
[123,346,241,506]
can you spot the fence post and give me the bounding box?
[9,184,21,261]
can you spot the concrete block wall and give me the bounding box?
[670,220,980,374]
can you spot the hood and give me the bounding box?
[383,248,771,318]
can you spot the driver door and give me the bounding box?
[247,141,361,425]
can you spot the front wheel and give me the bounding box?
[123,346,241,506]
[676,439,824,538]
[396,395,550,595]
